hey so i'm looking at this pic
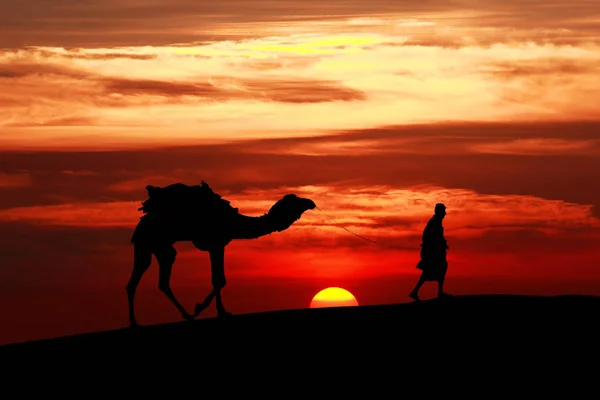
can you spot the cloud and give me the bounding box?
[235,121,600,156]
[2,1,599,47]
[240,77,367,103]
[469,138,599,156]
[0,61,88,79]
[102,76,366,103]
[102,77,228,98]
[5,116,99,128]
[0,56,366,105]
[479,59,600,79]
[0,185,597,247]
[0,48,368,129]
[2,33,600,142]
[0,222,129,259]
[108,176,184,192]
[0,201,141,228]
[0,172,32,188]
[1,121,600,223]
[62,170,100,176]
[33,49,158,61]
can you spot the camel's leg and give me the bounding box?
[209,246,231,317]
[155,244,193,321]
[193,290,216,317]
[126,242,152,327]
[194,288,229,317]
[193,245,231,317]
[215,290,231,317]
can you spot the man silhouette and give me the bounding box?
[409,203,452,300]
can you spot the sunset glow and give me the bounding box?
[310,288,359,308]
[2,0,600,345]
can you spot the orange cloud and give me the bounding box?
[469,138,599,156]
[2,120,600,212]
[0,172,32,188]
[33,49,158,61]
[102,76,366,104]
[3,1,599,47]
[0,201,141,227]
[2,20,600,149]
[1,185,597,244]
[2,121,599,223]
[61,170,99,176]
[479,58,600,79]
[0,61,87,79]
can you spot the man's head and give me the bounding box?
[434,203,446,219]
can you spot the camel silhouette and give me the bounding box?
[126,181,316,327]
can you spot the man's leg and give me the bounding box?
[437,261,452,298]
[409,273,426,300]
[437,280,452,298]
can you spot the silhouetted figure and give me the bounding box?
[126,181,316,327]
[409,203,451,300]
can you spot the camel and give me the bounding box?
[126,181,316,326]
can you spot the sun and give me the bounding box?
[310,287,359,308]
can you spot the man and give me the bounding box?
[409,203,452,300]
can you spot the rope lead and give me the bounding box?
[314,206,404,250]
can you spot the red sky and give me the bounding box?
[1,0,600,345]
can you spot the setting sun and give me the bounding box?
[310,287,359,308]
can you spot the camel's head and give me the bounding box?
[267,194,316,232]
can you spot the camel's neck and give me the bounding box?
[230,213,277,240]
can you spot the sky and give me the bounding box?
[1,0,600,344]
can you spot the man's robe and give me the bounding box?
[416,215,448,282]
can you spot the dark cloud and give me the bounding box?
[0,62,89,79]
[102,78,226,98]
[241,78,367,103]
[1,120,599,216]
[0,222,129,259]
[474,58,600,115]
[102,76,366,103]
[479,58,600,79]
[1,0,598,47]
[0,56,367,114]
[5,116,98,128]
[0,172,32,188]
[38,50,158,61]
[463,1,600,31]
[450,226,600,256]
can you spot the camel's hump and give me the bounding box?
[137,181,238,215]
